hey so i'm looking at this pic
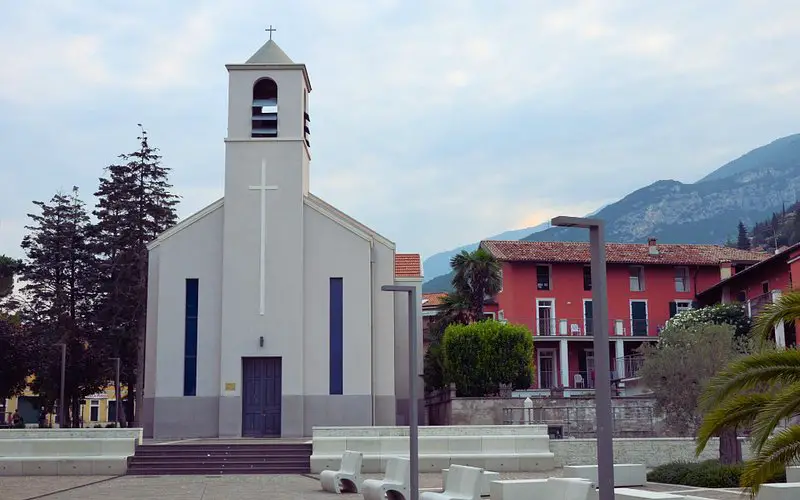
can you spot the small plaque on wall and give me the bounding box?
[225,382,236,391]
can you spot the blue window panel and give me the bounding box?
[329,277,344,395]
[184,278,199,397]
[183,356,197,397]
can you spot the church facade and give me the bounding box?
[142,39,423,439]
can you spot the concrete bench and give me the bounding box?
[421,464,483,500]
[0,428,144,444]
[0,438,136,476]
[311,425,554,473]
[756,483,800,500]
[786,466,800,482]
[363,456,410,500]
[563,464,646,487]
[443,467,499,497]
[489,477,596,500]
[320,450,362,494]
[613,489,683,500]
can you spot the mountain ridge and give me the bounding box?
[422,133,800,293]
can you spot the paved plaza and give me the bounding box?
[0,471,751,500]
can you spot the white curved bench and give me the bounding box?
[362,456,410,500]
[320,450,362,494]
[311,426,554,473]
[420,464,483,500]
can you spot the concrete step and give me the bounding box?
[126,443,311,476]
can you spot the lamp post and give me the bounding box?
[381,284,419,500]
[551,216,614,500]
[109,357,121,427]
[54,343,66,428]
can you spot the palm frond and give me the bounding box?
[752,291,800,343]
[748,381,800,450]
[699,349,800,409]
[695,392,771,454]
[741,425,800,497]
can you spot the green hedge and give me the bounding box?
[647,460,786,488]
[442,320,533,397]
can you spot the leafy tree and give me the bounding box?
[0,255,22,298]
[93,126,179,425]
[442,321,533,397]
[639,324,743,436]
[737,221,750,250]
[0,315,34,401]
[17,187,106,426]
[450,247,501,317]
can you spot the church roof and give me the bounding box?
[246,39,294,64]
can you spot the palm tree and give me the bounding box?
[449,247,502,317]
[696,291,800,496]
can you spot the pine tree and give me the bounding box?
[18,187,106,425]
[736,221,750,250]
[93,126,179,425]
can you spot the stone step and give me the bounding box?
[126,443,311,476]
[127,465,310,475]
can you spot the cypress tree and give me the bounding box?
[736,221,750,250]
[93,126,179,425]
[18,187,105,425]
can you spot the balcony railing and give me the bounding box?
[747,292,773,318]
[534,355,645,390]
[533,317,659,337]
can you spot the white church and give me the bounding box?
[143,38,424,439]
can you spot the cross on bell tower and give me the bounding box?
[265,25,277,41]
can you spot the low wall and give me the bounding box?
[0,428,144,444]
[434,394,659,437]
[312,424,549,437]
[550,437,752,468]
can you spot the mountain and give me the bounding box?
[698,134,800,183]
[422,206,608,293]
[422,133,800,293]
[421,222,550,282]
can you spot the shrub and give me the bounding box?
[647,460,786,488]
[442,320,533,397]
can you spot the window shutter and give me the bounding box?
[669,302,677,318]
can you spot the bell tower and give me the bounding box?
[218,34,311,437]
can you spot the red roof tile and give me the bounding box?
[395,253,422,278]
[422,292,448,308]
[481,240,769,266]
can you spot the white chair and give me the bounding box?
[361,456,410,500]
[574,374,585,388]
[320,450,363,494]
[420,464,483,500]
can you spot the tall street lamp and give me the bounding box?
[381,284,419,500]
[54,342,66,428]
[551,216,615,500]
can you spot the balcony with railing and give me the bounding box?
[746,292,773,318]
[530,354,646,392]
[533,317,660,338]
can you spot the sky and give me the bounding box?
[1,1,800,261]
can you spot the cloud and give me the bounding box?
[2,1,800,261]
